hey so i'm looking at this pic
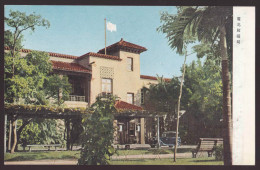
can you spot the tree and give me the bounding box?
[4,10,71,153]
[180,59,223,144]
[143,76,181,133]
[158,6,233,165]
[5,10,50,84]
[78,94,117,165]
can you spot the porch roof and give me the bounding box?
[52,61,91,73]
[115,100,143,111]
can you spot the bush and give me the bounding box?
[78,94,117,165]
[214,145,223,161]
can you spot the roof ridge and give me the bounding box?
[4,46,78,59]
[78,52,122,61]
[140,75,171,81]
[98,39,147,53]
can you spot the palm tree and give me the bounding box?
[158,6,233,165]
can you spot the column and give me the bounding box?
[140,118,145,144]
[4,115,7,153]
[113,119,118,144]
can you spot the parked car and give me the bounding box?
[150,131,181,148]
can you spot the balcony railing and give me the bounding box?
[69,95,85,102]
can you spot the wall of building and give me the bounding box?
[87,50,147,106]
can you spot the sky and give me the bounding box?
[4,5,199,77]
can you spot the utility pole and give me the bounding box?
[104,18,107,55]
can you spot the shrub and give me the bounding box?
[78,94,117,165]
[214,144,223,161]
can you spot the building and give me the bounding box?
[5,38,170,145]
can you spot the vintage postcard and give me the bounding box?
[3,4,255,166]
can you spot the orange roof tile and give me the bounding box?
[78,52,122,61]
[4,46,78,59]
[98,38,147,54]
[51,61,91,73]
[115,100,143,111]
[140,75,171,82]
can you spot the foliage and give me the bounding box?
[180,59,223,144]
[158,6,232,55]
[5,103,86,114]
[18,120,41,146]
[214,145,224,161]
[143,76,180,113]
[78,94,117,165]
[18,119,65,147]
[158,6,233,164]
[4,50,72,105]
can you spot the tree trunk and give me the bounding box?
[15,118,33,151]
[174,50,187,162]
[10,119,17,153]
[220,26,232,165]
[8,120,12,151]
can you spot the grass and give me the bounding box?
[4,150,223,165]
[4,149,223,165]
[4,151,80,161]
[5,148,192,161]
[110,157,223,165]
[116,148,192,155]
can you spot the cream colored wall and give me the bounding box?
[88,50,146,106]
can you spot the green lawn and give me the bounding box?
[4,149,223,165]
[110,157,223,165]
[5,148,192,161]
[4,151,80,161]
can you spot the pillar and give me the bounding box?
[113,119,118,144]
[157,116,160,147]
[140,118,145,144]
[4,115,7,153]
[8,119,12,151]
[65,119,70,150]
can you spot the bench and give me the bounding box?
[26,144,62,152]
[191,138,223,158]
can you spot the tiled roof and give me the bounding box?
[140,75,171,82]
[78,52,122,61]
[4,46,78,59]
[115,100,143,111]
[98,38,147,54]
[51,61,91,73]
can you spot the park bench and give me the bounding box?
[26,144,62,152]
[191,138,223,158]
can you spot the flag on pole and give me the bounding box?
[107,22,117,32]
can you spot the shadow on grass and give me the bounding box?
[6,155,38,161]
[192,159,220,162]
[111,159,147,162]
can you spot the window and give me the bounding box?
[102,78,112,94]
[127,57,133,71]
[127,93,134,104]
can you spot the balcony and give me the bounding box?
[64,95,88,108]
[69,95,85,102]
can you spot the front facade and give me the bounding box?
[5,38,169,145]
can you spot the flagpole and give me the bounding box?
[105,18,107,55]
